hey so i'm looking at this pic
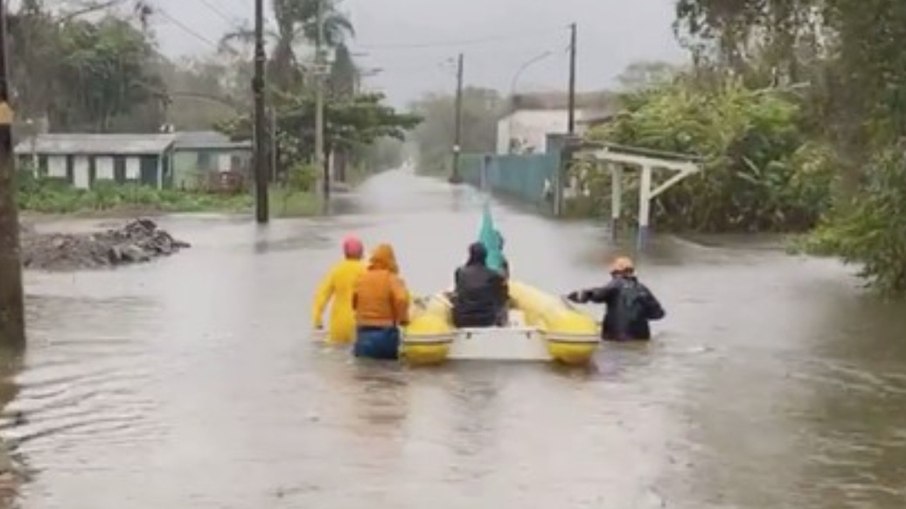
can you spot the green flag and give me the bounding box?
[478,200,504,272]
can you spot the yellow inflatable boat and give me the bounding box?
[402,280,601,365]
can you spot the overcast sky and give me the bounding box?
[133,0,686,106]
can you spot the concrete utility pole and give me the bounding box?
[253,0,269,223]
[315,0,328,202]
[0,0,25,349]
[567,22,577,135]
[449,52,464,184]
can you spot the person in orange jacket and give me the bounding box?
[352,243,410,359]
[312,235,366,344]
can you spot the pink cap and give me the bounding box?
[342,235,363,259]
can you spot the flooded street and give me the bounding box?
[5,169,906,508]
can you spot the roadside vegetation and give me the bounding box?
[407,1,906,296]
[17,171,321,218]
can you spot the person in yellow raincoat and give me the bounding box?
[311,235,366,344]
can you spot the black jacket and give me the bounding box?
[568,276,665,341]
[452,244,508,328]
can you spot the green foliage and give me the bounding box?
[221,0,353,92]
[672,0,906,295]
[802,146,906,295]
[218,91,420,172]
[286,163,318,192]
[9,3,165,132]
[17,174,251,215]
[583,78,835,232]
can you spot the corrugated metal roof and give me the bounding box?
[173,131,252,150]
[14,133,176,156]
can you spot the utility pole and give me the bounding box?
[0,0,25,349]
[567,22,577,135]
[449,52,464,184]
[315,0,328,202]
[253,0,269,223]
[270,107,277,183]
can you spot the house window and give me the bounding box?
[197,151,212,171]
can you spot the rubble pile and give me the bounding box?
[21,219,190,271]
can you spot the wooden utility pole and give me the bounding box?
[253,0,269,223]
[0,0,25,348]
[449,53,464,184]
[315,0,328,202]
[567,22,577,135]
[270,107,277,183]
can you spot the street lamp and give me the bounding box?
[508,50,554,154]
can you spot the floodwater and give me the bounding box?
[3,168,906,508]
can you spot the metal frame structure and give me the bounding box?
[579,143,703,249]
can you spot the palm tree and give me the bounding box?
[220,0,354,92]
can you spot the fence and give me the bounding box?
[458,152,560,209]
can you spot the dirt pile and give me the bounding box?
[21,219,191,271]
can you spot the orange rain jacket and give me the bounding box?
[353,244,410,327]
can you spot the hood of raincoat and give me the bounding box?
[466,242,488,266]
[369,243,399,273]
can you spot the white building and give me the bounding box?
[496,92,617,155]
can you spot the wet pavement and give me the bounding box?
[4,168,906,508]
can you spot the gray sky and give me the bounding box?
[144,0,687,106]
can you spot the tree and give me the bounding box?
[221,0,354,92]
[409,87,504,174]
[217,91,420,177]
[8,1,166,132]
[54,16,165,132]
[672,0,906,294]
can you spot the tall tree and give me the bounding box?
[222,0,354,92]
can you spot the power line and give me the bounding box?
[155,6,221,50]
[197,0,239,25]
[354,25,569,51]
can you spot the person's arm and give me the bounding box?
[568,281,617,304]
[311,266,336,328]
[390,274,411,325]
[641,285,666,320]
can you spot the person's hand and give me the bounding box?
[566,291,583,303]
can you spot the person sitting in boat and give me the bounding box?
[312,235,366,344]
[352,243,410,360]
[566,256,665,341]
[494,230,510,279]
[451,242,509,328]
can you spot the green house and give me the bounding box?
[172,131,253,190]
[14,133,177,189]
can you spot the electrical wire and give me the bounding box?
[354,25,570,51]
[155,6,222,50]
[197,0,239,25]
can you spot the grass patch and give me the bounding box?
[269,188,322,217]
[18,174,321,218]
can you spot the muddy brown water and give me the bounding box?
[3,169,906,508]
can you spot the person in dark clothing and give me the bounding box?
[566,256,665,341]
[451,242,509,328]
[494,230,510,279]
